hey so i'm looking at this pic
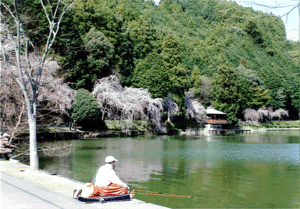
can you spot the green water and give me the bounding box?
[39,131,300,208]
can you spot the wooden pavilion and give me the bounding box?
[205,107,227,130]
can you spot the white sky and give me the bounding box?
[154,0,299,41]
[235,0,299,41]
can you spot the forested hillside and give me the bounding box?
[10,0,300,125]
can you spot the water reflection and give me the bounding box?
[38,131,300,208]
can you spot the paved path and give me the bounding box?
[1,172,94,209]
[0,159,169,209]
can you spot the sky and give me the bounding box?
[235,0,299,41]
[154,0,300,41]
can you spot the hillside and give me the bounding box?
[17,0,300,123]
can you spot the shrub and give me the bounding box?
[164,120,175,129]
[71,89,101,126]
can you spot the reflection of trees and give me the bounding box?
[39,154,74,179]
[217,162,244,200]
[161,138,189,180]
[175,140,188,179]
[71,140,99,183]
[162,137,170,182]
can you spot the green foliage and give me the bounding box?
[16,0,48,44]
[84,27,115,76]
[72,89,101,124]
[132,33,188,108]
[66,27,115,90]
[248,86,270,109]
[161,32,182,69]
[269,88,286,109]
[258,121,300,129]
[132,53,168,98]
[129,18,159,60]
[190,65,202,87]
[212,65,242,124]
[168,63,188,104]
[242,20,264,47]
[116,22,135,86]
[188,18,196,30]
[19,0,300,121]
[164,120,175,129]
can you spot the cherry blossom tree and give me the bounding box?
[1,58,75,142]
[244,107,289,123]
[243,108,260,122]
[92,75,165,131]
[184,90,208,125]
[0,61,27,141]
[38,59,75,118]
[258,106,272,123]
[270,108,289,121]
[0,0,76,170]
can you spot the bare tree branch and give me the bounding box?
[9,102,25,144]
[0,0,76,169]
[243,1,300,25]
[251,2,298,9]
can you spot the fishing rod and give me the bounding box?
[133,189,250,206]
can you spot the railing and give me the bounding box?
[206,119,228,124]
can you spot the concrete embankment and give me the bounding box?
[0,159,169,209]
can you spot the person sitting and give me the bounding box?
[93,156,130,197]
[0,133,15,160]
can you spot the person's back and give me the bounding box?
[95,157,128,188]
[93,156,129,196]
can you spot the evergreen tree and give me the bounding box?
[242,20,264,47]
[72,89,101,126]
[161,32,181,69]
[129,18,158,61]
[116,22,135,86]
[212,65,241,124]
[190,66,212,107]
[83,27,115,89]
[168,63,188,106]
[249,86,270,109]
[161,33,188,107]
[132,53,169,98]
[269,88,286,109]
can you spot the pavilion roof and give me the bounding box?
[206,108,226,115]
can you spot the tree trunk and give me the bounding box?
[28,111,39,170]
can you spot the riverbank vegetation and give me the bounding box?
[241,120,300,129]
[1,0,300,140]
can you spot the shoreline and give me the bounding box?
[0,159,169,209]
[250,127,300,132]
[11,120,300,141]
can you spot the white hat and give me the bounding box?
[3,133,10,137]
[105,156,118,163]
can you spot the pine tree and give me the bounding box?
[212,65,241,124]
[161,32,181,69]
[132,53,169,98]
[116,22,134,86]
[129,18,158,60]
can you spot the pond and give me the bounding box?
[38,131,299,208]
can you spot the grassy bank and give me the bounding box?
[240,120,300,129]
